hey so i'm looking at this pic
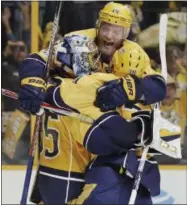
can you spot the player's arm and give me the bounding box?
[85,106,181,158]
[82,110,153,155]
[140,56,167,105]
[45,77,80,113]
[96,49,166,111]
[18,52,48,114]
[18,37,74,114]
[45,73,120,120]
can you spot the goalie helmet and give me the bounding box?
[96,2,132,39]
[55,35,101,77]
[69,35,101,76]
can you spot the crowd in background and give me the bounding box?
[1,1,187,165]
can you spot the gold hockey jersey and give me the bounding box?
[39,110,93,175]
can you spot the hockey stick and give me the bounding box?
[2,88,94,124]
[20,2,63,204]
[128,14,168,205]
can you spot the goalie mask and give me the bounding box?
[55,35,101,77]
[70,35,101,76]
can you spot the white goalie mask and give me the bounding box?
[67,35,101,77]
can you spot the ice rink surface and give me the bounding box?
[2,166,187,204]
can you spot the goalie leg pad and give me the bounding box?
[150,107,182,159]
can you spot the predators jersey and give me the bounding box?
[39,110,93,177]
[34,109,96,204]
[57,74,120,121]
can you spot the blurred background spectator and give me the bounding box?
[2,1,31,164]
[1,1,187,165]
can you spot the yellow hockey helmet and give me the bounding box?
[98,2,132,27]
[113,45,147,78]
[97,2,132,38]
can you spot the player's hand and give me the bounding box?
[95,75,143,112]
[18,79,46,114]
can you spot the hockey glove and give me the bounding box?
[18,77,46,114]
[95,75,143,112]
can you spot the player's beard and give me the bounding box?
[95,37,123,63]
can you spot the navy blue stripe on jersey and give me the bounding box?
[46,85,80,113]
[39,165,85,180]
[83,112,140,155]
[19,53,46,80]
